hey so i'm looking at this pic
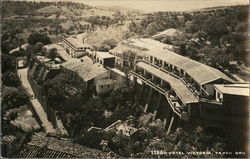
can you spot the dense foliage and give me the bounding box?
[130,5,249,68]
[41,73,141,137]
[28,33,51,45]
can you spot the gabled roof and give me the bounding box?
[137,62,198,104]
[15,135,120,158]
[61,56,108,82]
[149,48,234,85]
[78,63,108,82]
[61,56,93,70]
[64,37,91,49]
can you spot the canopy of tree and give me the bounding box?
[28,33,51,45]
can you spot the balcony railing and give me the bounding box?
[139,59,210,98]
[129,70,182,117]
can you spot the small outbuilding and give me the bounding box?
[96,79,115,94]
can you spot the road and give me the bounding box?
[17,68,56,134]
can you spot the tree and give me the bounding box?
[27,32,51,45]
[143,127,227,158]
[2,71,20,87]
[33,42,44,55]
[47,48,57,60]
[2,54,15,73]
[183,13,192,22]
[2,90,29,111]
[18,38,25,50]
[145,22,160,36]
[1,41,11,54]
[102,39,117,50]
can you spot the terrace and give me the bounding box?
[139,59,210,99]
[130,62,200,118]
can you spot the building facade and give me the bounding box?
[62,37,91,58]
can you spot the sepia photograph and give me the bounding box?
[1,0,249,158]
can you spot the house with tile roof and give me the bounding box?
[61,56,110,91]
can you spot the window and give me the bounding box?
[108,85,110,88]
[101,85,103,89]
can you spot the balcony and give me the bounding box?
[129,70,182,117]
[138,60,210,98]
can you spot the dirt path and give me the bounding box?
[17,68,56,134]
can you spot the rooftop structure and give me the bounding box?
[214,83,250,97]
[96,79,115,94]
[111,38,234,86]
[36,56,61,70]
[61,56,93,70]
[104,120,138,137]
[96,79,114,85]
[14,135,119,158]
[145,47,234,85]
[61,56,109,82]
[16,56,28,68]
[44,43,71,61]
[64,37,91,50]
[62,36,91,58]
[79,63,108,82]
[96,51,115,59]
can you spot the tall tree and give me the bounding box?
[28,33,51,45]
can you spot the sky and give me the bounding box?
[13,0,249,12]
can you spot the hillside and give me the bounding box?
[82,23,132,47]
[36,5,61,14]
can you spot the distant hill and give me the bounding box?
[82,23,132,47]
[36,5,75,16]
[36,5,61,14]
[187,4,248,13]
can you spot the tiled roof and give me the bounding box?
[137,62,198,104]
[78,63,108,81]
[15,135,120,158]
[65,37,84,48]
[15,144,78,158]
[61,56,108,82]
[61,56,93,70]
[64,37,91,49]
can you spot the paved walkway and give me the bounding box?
[17,68,56,134]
